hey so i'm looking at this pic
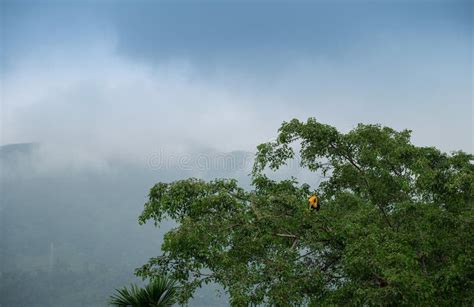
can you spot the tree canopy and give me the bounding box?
[136,118,473,306]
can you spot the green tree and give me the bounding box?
[109,275,177,307]
[136,118,473,306]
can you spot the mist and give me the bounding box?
[0,1,472,306]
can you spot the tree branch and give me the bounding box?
[329,142,394,230]
[276,233,298,238]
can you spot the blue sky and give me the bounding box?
[1,0,472,162]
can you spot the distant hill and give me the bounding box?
[0,143,256,306]
[0,143,40,177]
[0,142,39,156]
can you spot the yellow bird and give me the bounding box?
[309,194,320,211]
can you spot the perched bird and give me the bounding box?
[309,194,321,211]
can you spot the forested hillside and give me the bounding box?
[0,144,254,306]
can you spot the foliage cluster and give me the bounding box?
[109,275,177,307]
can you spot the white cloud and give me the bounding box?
[1,36,472,174]
[1,40,278,166]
